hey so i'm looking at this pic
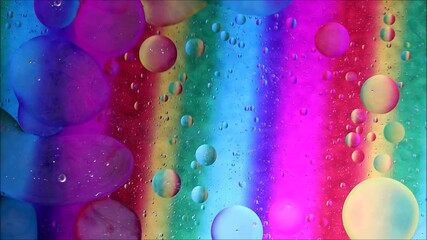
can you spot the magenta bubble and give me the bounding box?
[315,22,350,58]
[76,198,141,240]
[73,0,145,56]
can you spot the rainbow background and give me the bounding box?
[1,0,426,239]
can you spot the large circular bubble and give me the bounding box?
[139,35,177,73]
[343,177,419,239]
[195,144,217,166]
[360,75,400,114]
[345,132,361,148]
[76,198,141,240]
[314,22,350,58]
[73,0,145,56]
[152,169,181,198]
[9,36,110,133]
[384,122,405,143]
[211,205,263,239]
[180,115,194,128]
[185,38,205,57]
[191,186,208,203]
[373,154,393,173]
[34,0,80,29]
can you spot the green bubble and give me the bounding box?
[384,122,405,143]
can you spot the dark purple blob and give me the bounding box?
[76,198,141,240]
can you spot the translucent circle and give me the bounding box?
[350,109,367,124]
[9,36,110,132]
[366,132,376,142]
[351,149,365,163]
[185,38,205,57]
[220,31,230,41]
[180,115,194,128]
[57,173,67,183]
[34,0,80,29]
[178,72,188,82]
[400,51,411,61]
[268,199,305,234]
[212,23,221,32]
[195,144,217,166]
[345,132,361,148]
[285,17,297,29]
[191,186,208,203]
[159,94,169,102]
[384,122,405,143]
[383,13,396,25]
[235,14,246,25]
[152,169,181,198]
[345,71,358,82]
[314,22,350,58]
[373,154,393,173]
[190,161,200,170]
[360,75,399,114]
[168,81,183,95]
[76,198,141,240]
[211,205,263,239]
[139,35,177,72]
[74,0,145,56]
[380,27,395,42]
[343,177,419,239]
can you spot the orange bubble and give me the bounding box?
[139,35,177,73]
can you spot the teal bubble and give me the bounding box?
[235,14,246,25]
[220,31,230,41]
[212,23,221,33]
[191,186,208,203]
[180,115,194,128]
[195,144,217,166]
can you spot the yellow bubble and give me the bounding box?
[366,132,376,142]
[168,81,183,95]
[384,122,405,143]
[360,75,400,114]
[373,154,393,173]
[343,177,419,239]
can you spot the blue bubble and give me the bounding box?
[34,0,80,29]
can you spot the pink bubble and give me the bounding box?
[73,0,145,57]
[139,35,177,73]
[315,22,350,58]
[76,198,141,240]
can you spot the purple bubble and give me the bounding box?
[9,35,110,134]
[73,0,145,56]
[76,198,141,240]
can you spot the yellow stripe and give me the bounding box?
[364,1,405,178]
[142,22,188,239]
